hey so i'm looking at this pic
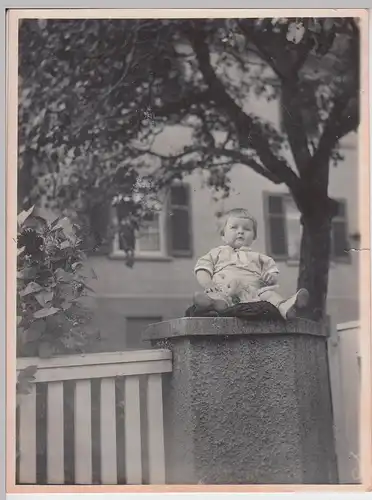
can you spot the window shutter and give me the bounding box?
[331,200,350,261]
[86,201,113,255]
[263,193,288,259]
[167,184,193,257]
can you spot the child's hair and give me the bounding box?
[219,208,258,239]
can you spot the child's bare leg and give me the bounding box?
[258,288,309,319]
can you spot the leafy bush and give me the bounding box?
[17,206,97,359]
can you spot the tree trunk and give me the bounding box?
[297,211,332,322]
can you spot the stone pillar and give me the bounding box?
[144,317,338,485]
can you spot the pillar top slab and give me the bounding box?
[144,317,326,341]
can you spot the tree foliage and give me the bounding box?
[18,17,359,212]
[18,19,178,209]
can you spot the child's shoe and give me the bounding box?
[278,288,309,320]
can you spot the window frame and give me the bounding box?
[331,198,352,264]
[263,191,288,262]
[263,191,351,265]
[110,181,193,261]
[111,207,168,259]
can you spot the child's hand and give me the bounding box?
[205,279,240,296]
[205,284,233,296]
[205,284,223,294]
[261,271,278,286]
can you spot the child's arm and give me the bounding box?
[262,270,279,286]
[195,269,215,290]
[194,248,219,290]
[259,254,280,286]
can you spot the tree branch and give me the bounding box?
[280,82,312,173]
[70,26,140,137]
[210,148,284,184]
[236,19,314,80]
[236,20,286,80]
[312,90,359,168]
[187,24,301,194]
[291,35,315,75]
[137,145,293,186]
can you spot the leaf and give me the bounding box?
[35,290,54,307]
[18,364,38,380]
[55,268,74,282]
[58,283,75,302]
[18,267,38,280]
[323,19,334,32]
[308,19,322,33]
[16,381,34,395]
[34,306,60,319]
[25,320,46,341]
[17,365,38,395]
[17,206,34,227]
[17,316,22,326]
[50,216,62,228]
[53,217,77,242]
[88,266,98,280]
[19,281,43,297]
[71,262,83,271]
[286,21,305,44]
[61,300,73,311]
[60,240,72,250]
[17,246,25,256]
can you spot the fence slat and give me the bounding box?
[19,385,37,484]
[147,374,166,484]
[100,378,117,484]
[339,326,361,483]
[47,381,64,484]
[124,376,142,484]
[74,380,92,484]
[328,323,347,481]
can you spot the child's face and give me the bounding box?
[222,216,255,249]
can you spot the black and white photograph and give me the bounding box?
[9,10,369,489]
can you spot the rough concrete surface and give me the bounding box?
[146,318,338,485]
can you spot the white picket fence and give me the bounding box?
[16,349,172,485]
[328,320,361,484]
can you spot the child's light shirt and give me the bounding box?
[194,245,279,294]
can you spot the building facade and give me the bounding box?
[86,130,359,352]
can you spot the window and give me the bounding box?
[126,317,162,349]
[331,202,351,261]
[167,183,193,257]
[112,183,193,259]
[116,210,167,257]
[264,193,350,263]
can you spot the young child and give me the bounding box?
[193,208,309,320]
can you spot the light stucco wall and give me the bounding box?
[87,132,360,350]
